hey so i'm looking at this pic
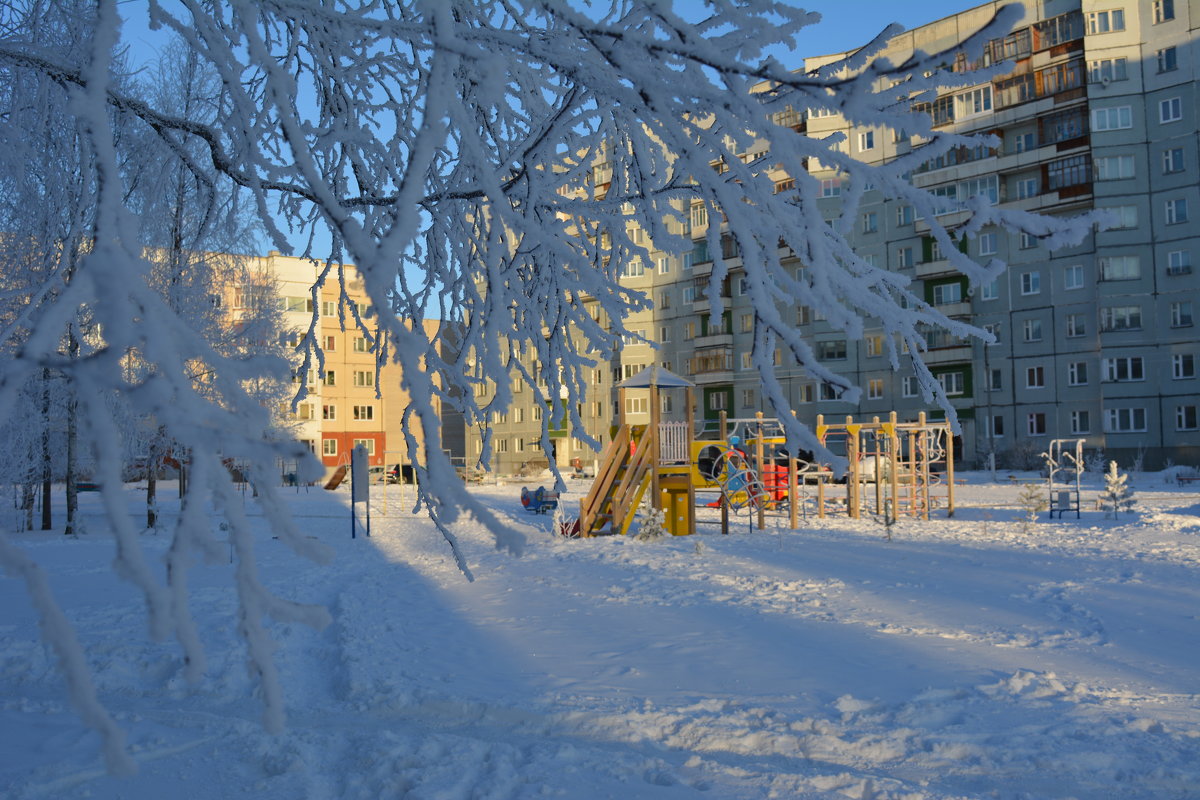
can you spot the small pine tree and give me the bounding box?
[1102,461,1136,519]
[633,497,669,540]
[1017,483,1047,531]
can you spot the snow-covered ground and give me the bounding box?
[3,473,1199,799]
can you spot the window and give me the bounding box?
[1091,106,1131,131]
[324,370,336,386]
[1099,256,1140,281]
[1020,272,1041,295]
[1070,410,1091,435]
[1046,154,1092,190]
[819,383,843,401]
[902,376,919,397]
[774,178,795,194]
[866,334,883,357]
[321,300,337,317]
[1023,319,1043,342]
[353,336,368,353]
[494,438,509,453]
[1174,354,1195,379]
[867,379,884,400]
[322,439,337,456]
[1086,9,1125,34]
[1105,408,1147,433]
[938,371,965,396]
[991,415,1005,438]
[690,204,707,229]
[1171,301,1194,328]
[322,404,336,420]
[682,287,695,304]
[1166,198,1188,224]
[682,252,693,271]
[1103,205,1137,230]
[797,384,814,403]
[1095,155,1135,180]
[657,256,671,275]
[1163,147,1185,174]
[1068,362,1088,386]
[816,340,847,360]
[820,178,842,197]
[1066,313,1087,338]
[353,370,374,388]
[281,296,314,313]
[983,322,1001,343]
[859,131,875,151]
[294,403,314,421]
[979,232,997,256]
[1168,251,1192,276]
[1020,232,1037,250]
[1064,264,1085,290]
[862,212,878,233]
[1157,47,1178,73]
[323,335,336,352]
[659,325,671,343]
[657,290,671,311]
[707,392,727,411]
[1026,366,1045,388]
[1027,413,1047,436]
[932,282,962,305]
[1101,305,1142,331]
[352,405,375,420]
[624,396,649,415]
[896,205,915,226]
[352,438,376,456]
[897,247,914,268]
[741,388,757,408]
[988,368,1003,392]
[1177,406,1198,431]
[1161,97,1183,124]
[1103,357,1144,382]
[981,279,999,301]
[956,87,993,118]
[1013,131,1037,152]
[620,259,646,279]
[1016,178,1038,199]
[1088,57,1128,83]
[1154,0,1175,22]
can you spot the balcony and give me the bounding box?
[933,301,971,319]
[688,346,734,385]
[916,259,957,279]
[694,332,733,349]
[923,344,972,366]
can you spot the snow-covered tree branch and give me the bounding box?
[0,0,1103,771]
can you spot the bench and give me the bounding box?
[1178,475,1200,486]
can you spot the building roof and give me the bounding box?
[615,364,694,389]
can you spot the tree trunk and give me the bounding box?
[146,433,158,530]
[64,327,78,535]
[40,368,52,531]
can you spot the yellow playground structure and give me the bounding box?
[573,365,956,537]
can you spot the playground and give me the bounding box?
[6,466,1199,800]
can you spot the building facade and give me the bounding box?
[228,251,452,474]
[470,0,1200,472]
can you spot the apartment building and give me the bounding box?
[229,251,452,474]
[470,0,1200,472]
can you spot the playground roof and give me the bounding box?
[615,364,695,389]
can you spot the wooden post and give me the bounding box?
[946,421,956,518]
[650,383,660,510]
[755,411,765,531]
[845,415,858,519]
[888,411,900,523]
[720,410,729,534]
[816,414,825,519]
[872,416,882,516]
[789,410,799,529]
[918,411,930,521]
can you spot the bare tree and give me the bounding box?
[0,0,1101,773]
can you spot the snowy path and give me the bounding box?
[2,477,1200,798]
